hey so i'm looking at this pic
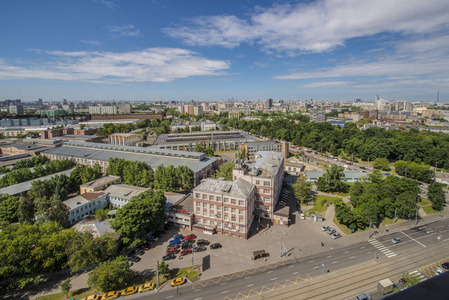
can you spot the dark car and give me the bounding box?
[181,243,192,249]
[167,244,180,249]
[128,256,141,262]
[442,262,449,270]
[193,246,207,252]
[135,249,145,256]
[162,254,175,261]
[210,243,222,249]
[180,249,192,256]
[166,248,179,255]
[139,245,150,251]
[197,239,210,246]
[174,234,184,240]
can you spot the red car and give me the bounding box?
[180,249,192,256]
[166,248,179,255]
[185,234,196,240]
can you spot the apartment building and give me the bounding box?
[193,178,255,239]
[63,191,108,225]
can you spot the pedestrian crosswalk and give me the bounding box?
[409,270,426,282]
[369,239,397,258]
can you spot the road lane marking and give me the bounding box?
[220,282,227,285]
[344,251,349,254]
[293,272,299,275]
[332,261,338,264]
[288,265,294,268]
[401,231,427,248]
[222,290,229,294]
[194,289,201,292]
[378,246,387,250]
[267,270,273,273]
[350,256,355,259]
[367,252,372,254]
[327,255,332,258]
[245,276,251,279]
[387,254,397,257]
[271,278,277,280]
[166,297,174,299]
[313,266,319,269]
[360,246,365,249]
[308,260,314,263]
[247,284,254,287]
[194,298,202,300]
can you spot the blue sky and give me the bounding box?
[1,0,449,102]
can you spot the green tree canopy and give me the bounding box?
[427,182,446,211]
[292,176,312,204]
[87,256,132,292]
[317,165,349,193]
[214,162,235,181]
[111,190,167,245]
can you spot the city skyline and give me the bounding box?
[1,0,449,102]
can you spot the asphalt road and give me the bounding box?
[123,218,449,300]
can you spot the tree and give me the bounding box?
[316,165,349,193]
[214,162,235,181]
[0,195,20,224]
[111,190,167,245]
[87,256,132,292]
[204,147,214,157]
[17,196,34,224]
[427,182,446,211]
[292,176,312,204]
[61,278,72,297]
[194,143,205,153]
[400,271,421,288]
[372,158,390,171]
[158,260,170,277]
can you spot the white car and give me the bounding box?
[321,225,330,231]
[300,213,305,220]
[391,238,401,244]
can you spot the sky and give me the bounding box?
[1,0,449,102]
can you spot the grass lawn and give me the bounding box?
[422,205,442,215]
[36,288,100,300]
[172,266,201,281]
[334,192,349,197]
[419,198,431,206]
[332,215,352,235]
[305,195,337,217]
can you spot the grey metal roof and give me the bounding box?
[0,168,76,196]
[194,178,254,199]
[103,184,149,201]
[63,191,106,210]
[305,170,367,179]
[250,151,284,177]
[81,175,121,189]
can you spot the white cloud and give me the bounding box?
[302,81,353,88]
[80,40,103,46]
[164,0,449,55]
[108,24,142,38]
[0,48,230,84]
[94,0,119,10]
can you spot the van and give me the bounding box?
[377,278,394,295]
[300,213,305,220]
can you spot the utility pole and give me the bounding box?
[415,196,420,225]
[280,237,283,257]
[368,219,372,238]
[374,251,377,262]
[394,207,397,223]
[156,258,159,288]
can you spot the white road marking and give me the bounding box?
[332,261,338,264]
[327,255,332,258]
[313,266,319,269]
[222,290,229,294]
[245,276,251,279]
[377,246,387,250]
[367,252,372,254]
[401,231,427,248]
[350,256,356,259]
[387,254,397,257]
[288,265,294,268]
[194,298,202,300]
[292,272,299,275]
[344,251,349,254]
[220,282,227,285]
[267,270,273,273]
[247,284,254,287]
[308,260,314,263]
[360,246,365,249]
[194,289,201,292]
[166,297,174,299]
[271,278,277,280]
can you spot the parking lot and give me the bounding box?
[131,205,352,281]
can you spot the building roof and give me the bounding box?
[63,191,106,210]
[42,142,218,174]
[195,178,254,199]
[72,215,119,239]
[0,168,76,196]
[250,151,284,177]
[154,130,253,145]
[243,141,278,147]
[103,184,149,201]
[81,175,121,190]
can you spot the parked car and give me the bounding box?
[128,256,141,263]
[138,282,155,293]
[166,248,179,255]
[210,243,222,249]
[174,234,184,240]
[356,293,372,300]
[83,295,100,300]
[321,225,330,231]
[101,291,119,300]
[135,249,145,256]
[121,286,138,296]
[139,245,150,251]
[181,243,192,250]
[442,262,449,270]
[162,254,176,261]
[391,238,401,244]
[167,244,179,249]
[169,239,180,246]
[193,246,207,252]
[197,239,210,245]
[300,213,305,220]
[327,228,336,235]
[332,233,342,239]
[180,249,192,256]
[185,234,196,240]
[170,277,186,287]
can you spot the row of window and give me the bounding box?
[195,194,246,206]
[196,210,245,222]
[197,218,244,230]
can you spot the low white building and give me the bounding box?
[63,191,108,225]
[103,184,149,208]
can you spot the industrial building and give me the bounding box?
[42,141,220,185]
[239,141,289,160]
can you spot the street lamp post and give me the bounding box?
[154,258,159,289]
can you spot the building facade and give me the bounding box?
[109,133,143,146]
[310,109,325,123]
[63,192,108,225]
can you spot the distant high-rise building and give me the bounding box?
[9,105,24,115]
[310,109,325,123]
[265,98,273,108]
